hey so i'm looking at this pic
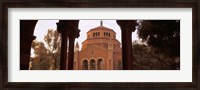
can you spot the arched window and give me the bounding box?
[82,60,88,70]
[90,59,96,70]
[108,33,110,37]
[93,33,95,37]
[98,32,100,36]
[97,59,103,70]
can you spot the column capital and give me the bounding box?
[56,20,80,38]
[116,20,137,33]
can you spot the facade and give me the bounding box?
[74,21,122,70]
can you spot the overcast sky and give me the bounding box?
[34,20,139,48]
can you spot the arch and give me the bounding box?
[82,60,88,70]
[90,59,96,70]
[20,20,38,70]
[26,20,80,70]
[97,58,103,70]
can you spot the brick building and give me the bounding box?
[74,21,122,70]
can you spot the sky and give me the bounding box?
[34,20,139,48]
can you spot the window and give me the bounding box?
[82,60,88,70]
[95,32,97,37]
[93,33,95,37]
[90,59,96,70]
[97,59,103,70]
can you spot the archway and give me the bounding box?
[20,20,80,70]
[20,20,38,70]
[90,59,96,70]
[82,60,88,70]
[97,59,103,70]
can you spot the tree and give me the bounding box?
[44,29,61,70]
[30,40,51,70]
[132,43,179,70]
[136,20,180,70]
[30,29,61,70]
[137,20,180,58]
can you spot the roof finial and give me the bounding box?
[100,20,103,26]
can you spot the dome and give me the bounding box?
[86,21,116,39]
[81,21,120,50]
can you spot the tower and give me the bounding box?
[74,42,79,70]
[75,42,79,52]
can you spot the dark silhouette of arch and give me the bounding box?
[97,59,103,70]
[82,60,88,70]
[20,20,38,70]
[90,59,96,70]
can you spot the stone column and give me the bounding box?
[57,20,79,70]
[116,20,137,70]
[57,21,68,70]
[60,35,68,70]
[67,37,75,70]
[66,20,80,70]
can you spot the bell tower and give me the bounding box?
[74,42,79,52]
[74,42,79,70]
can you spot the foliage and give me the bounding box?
[44,29,61,70]
[132,43,180,70]
[30,29,61,70]
[30,40,51,70]
[137,20,180,57]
